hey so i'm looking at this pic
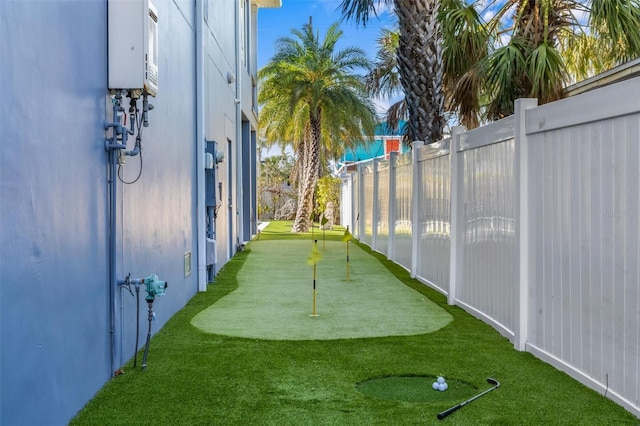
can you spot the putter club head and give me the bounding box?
[487,378,500,387]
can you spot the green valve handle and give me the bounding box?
[145,274,167,301]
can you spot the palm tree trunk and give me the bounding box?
[395,0,445,144]
[292,119,321,233]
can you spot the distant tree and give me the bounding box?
[258,154,295,219]
[314,176,342,224]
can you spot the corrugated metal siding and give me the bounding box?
[528,112,640,409]
[416,143,451,292]
[459,139,517,334]
[392,153,413,269]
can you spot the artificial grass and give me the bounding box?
[191,239,452,340]
[356,375,479,403]
[71,221,639,425]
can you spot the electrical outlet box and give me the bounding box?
[184,251,192,277]
[108,0,158,96]
[204,152,214,170]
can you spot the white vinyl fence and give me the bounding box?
[341,77,640,417]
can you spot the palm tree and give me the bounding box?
[366,6,486,131]
[362,0,640,129]
[365,27,407,132]
[258,21,377,233]
[439,0,488,128]
[441,0,640,120]
[340,0,446,144]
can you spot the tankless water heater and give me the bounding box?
[108,0,158,96]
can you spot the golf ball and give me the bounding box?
[437,376,445,384]
[438,382,448,391]
[432,382,439,390]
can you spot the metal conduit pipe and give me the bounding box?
[105,94,127,376]
[105,91,157,375]
[108,140,118,376]
[196,0,207,292]
[105,93,136,376]
[235,0,243,252]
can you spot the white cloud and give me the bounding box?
[372,94,403,117]
[373,98,392,116]
[482,10,496,21]
[573,8,588,26]
[374,2,394,15]
[474,0,487,13]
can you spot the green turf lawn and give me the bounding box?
[191,239,452,340]
[71,221,639,425]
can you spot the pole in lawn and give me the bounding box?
[320,216,328,250]
[310,212,315,239]
[307,239,322,316]
[342,226,353,282]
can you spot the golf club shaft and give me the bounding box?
[437,403,464,420]
[437,379,499,420]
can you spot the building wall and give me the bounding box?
[0,2,113,424]
[0,0,262,424]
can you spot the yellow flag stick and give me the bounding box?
[342,227,353,282]
[307,240,322,316]
[346,241,350,282]
[312,263,317,316]
[321,216,328,250]
[310,212,315,239]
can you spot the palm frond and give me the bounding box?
[483,40,529,119]
[366,27,401,98]
[527,41,568,103]
[385,99,408,134]
[590,0,640,61]
[338,0,392,27]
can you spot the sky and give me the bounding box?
[255,0,520,116]
[257,0,398,113]
[255,1,520,70]
[252,0,518,160]
[257,0,396,67]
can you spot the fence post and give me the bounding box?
[372,158,380,251]
[340,173,353,232]
[388,151,398,261]
[448,127,465,305]
[514,98,538,351]
[410,141,424,278]
[349,172,355,235]
[357,163,364,240]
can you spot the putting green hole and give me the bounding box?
[356,375,478,403]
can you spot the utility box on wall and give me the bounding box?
[205,141,217,208]
[108,0,158,96]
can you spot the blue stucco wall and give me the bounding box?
[0,0,201,424]
[1,2,111,424]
